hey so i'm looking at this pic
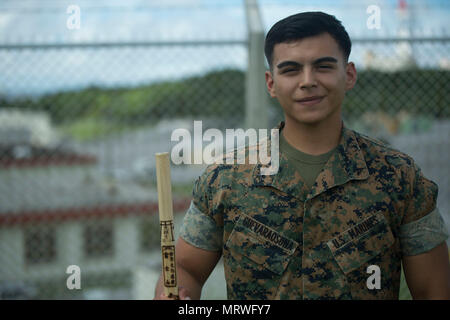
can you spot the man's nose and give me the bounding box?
[299,67,317,89]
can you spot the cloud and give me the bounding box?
[0,13,16,39]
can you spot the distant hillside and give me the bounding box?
[0,68,448,140]
[343,69,450,119]
[0,69,245,124]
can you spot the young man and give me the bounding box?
[155,12,450,300]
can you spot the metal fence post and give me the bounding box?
[244,0,269,130]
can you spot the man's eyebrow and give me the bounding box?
[313,57,338,64]
[276,61,301,69]
[276,57,338,69]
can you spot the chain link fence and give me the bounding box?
[0,5,449,300]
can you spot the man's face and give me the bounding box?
[265,33,357,127]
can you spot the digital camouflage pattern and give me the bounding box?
[179,122,449,300]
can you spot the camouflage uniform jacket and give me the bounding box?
[180,122,448,299]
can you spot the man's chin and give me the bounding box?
[286,108,340,127]
[289,115,326,126]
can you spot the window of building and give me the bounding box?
[140,216,160,252]
[83,221,114,258]
[24,226,57,265]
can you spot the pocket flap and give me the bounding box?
[225,214,298,275]
[327,212,395,274]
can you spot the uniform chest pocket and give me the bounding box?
[224,214,298,275]
[327,212,395,274]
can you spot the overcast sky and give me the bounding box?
[0,0,449,96]
[1,0,449,41]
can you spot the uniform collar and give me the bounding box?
[252,121,369,201]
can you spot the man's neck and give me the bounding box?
[282,117,342,156]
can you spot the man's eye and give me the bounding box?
[282,69,297,73]
[318,65,332,69]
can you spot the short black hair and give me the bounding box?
[264,12,351,69]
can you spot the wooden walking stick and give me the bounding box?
[155,152,179,299]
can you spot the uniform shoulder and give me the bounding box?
[197,143,258,185]
[351,130,415,169]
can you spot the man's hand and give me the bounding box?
[154,237,222,300]
[403,241,450,299]
[154,286,192,300]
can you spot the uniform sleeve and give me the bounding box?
[179,200,223,251]
[399,208,448,256]
[399,163,449,256]
[178,169,223,252]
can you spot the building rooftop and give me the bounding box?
[0,144,96,168]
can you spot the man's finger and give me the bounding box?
[178,287,192,300]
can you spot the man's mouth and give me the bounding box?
[295,96,324,106]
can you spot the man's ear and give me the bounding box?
[345,62,357,91]
[265,70,277,98]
